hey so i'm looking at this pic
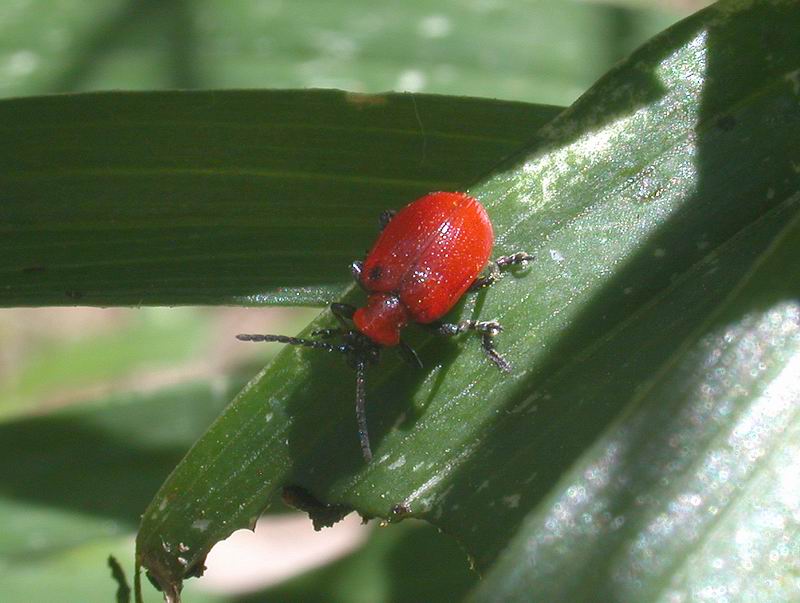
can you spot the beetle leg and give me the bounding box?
[379,209,397,231]
[479,330,512,373]
[399,339,424,369]
[431,319,511,373]
[311,327,343,339]
[469,252,534,291]
[331,302,357,328]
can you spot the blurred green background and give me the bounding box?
[0,0,698,103]
[0,1,703,601]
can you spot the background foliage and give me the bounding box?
[8,1,799,603]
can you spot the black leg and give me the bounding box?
[379,209,396,230]
[469,252,534,291]
[399,339,423,369]
[431,319,511,373]
[330,303,357,328]
[311,327,343,339]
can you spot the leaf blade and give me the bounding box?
[470,201,800,603]
[0,90,561,307]
[136,0,800,597]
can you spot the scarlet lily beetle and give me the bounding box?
[238,192,532,461]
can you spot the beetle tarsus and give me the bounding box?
[497,251,535,268]
[469,251,534,291]
[432,319,510,372]
[481,332,512,373]
[237,193,526,463]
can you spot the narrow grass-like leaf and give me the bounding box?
[0,91,560,307]
[470,199,800,602]
[0,535,223,603]
[0,0,680,104]
[137,0,800,598]
[0,378,242,563]
[0,307,211,419]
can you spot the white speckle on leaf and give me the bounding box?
[6,50,39,77]
[549,249,565,263]
[503,494,521,508]
[388,455,407,470]
[785,68,800,94]
[192,519,211,531]
[396,69,426,92]
[418,14,451,38]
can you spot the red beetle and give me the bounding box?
[238,192,531,461]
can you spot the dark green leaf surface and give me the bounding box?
[137,1,800,599]
[0,379,241,564]
[0,374,272,602]
[0,90,560,307]
[0,534,222,603]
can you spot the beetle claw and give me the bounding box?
[479,320,503,336]
[237,192,527,462]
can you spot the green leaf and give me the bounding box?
[470,199,800,602]
[0,0,680,104]
[0,307,212,419]
[0,534,223,603]
[0,90,560,307]
[0,379,240,566]
[136,0,800,599]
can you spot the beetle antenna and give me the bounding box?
[354,358,373,462]
[236,333,348,354]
